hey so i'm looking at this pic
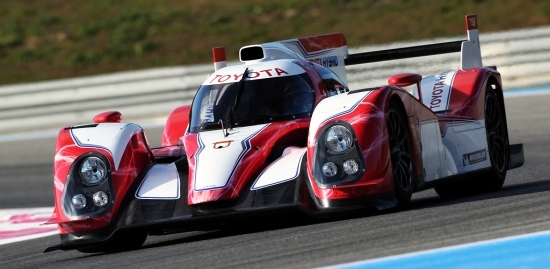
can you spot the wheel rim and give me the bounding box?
[485,93,507,173]
[388,108,413,192]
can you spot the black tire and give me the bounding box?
[435,85,509,198]
[387,100,414,206]
[77,231,147,253]
[479,85,509,190]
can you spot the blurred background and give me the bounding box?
[9,0,547,207]
[1,0,549,85]
[1,0,549,136]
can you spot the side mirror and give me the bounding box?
[93,111,122,123]
[388,73,423,102]
[388,73,422,87]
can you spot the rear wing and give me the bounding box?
[345,14,482,69]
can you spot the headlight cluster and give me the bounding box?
[322,125,360,177]
[63,154,114,218]
[315,123,365,186]
[71,156,110,208]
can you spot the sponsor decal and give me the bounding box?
[469,17,477,28]
[463,149,487,166]
[430,73,447,110]
[213,140,234,149]
[208,68,289,84]
[310,56,339,67]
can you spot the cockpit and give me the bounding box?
[189,73,315,133]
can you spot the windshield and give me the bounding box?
[190,73,314,133]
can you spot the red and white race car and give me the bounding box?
[45,14,523,252]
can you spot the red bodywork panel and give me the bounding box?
[162,105,191,147]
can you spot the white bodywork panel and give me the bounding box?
[441,119,491,174]
[70,123,142,170]
[251,147,306,190]
[309,90,371,144]
[414,71,457,112]
[420,120,447,181]
[461,26,483,69]
[136,163,180,199]
[193,124,268,190]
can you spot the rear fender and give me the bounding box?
[416,67,501,119]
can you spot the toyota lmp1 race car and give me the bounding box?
[45,14,524,252]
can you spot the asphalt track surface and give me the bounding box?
[1,93,549,269]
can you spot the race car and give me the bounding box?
[44,14,524,252]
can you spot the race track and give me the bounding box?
[1,93,549,269]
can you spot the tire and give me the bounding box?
[435,84,509,198]
[387,100,414,206]
[77,231,147,253]
[479,85,509,190]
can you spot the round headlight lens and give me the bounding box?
[322,162,338,177]
[93,191,109,207]
[72,194,87,209]
[325,125,352,153]
[343,159,359,175]
[80,157,107,186]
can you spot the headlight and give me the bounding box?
[343,159,359,175]
[80,156,107,186]
[325,125,352,153]
[71,194,87,209]
[322,162,338,177]
[93,191,109,207]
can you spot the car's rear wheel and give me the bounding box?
[479,85,509,190]
[387,100,414,206]
[435,84,509,198]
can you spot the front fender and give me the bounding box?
[307,88,394,201]
[51,123,153,234]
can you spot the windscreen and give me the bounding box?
[190,73,314,133]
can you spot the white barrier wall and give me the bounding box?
[1,26,549,134]
[346,26,550,90]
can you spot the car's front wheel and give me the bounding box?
[387,100,414,207]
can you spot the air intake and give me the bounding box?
[240,46,265,61]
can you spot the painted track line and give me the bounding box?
[320,230,550,269]
[0,207,58,246]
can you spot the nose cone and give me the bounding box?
[189,124,269,204]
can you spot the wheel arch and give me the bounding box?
[485,74,508,131]
[387,91,417,204]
